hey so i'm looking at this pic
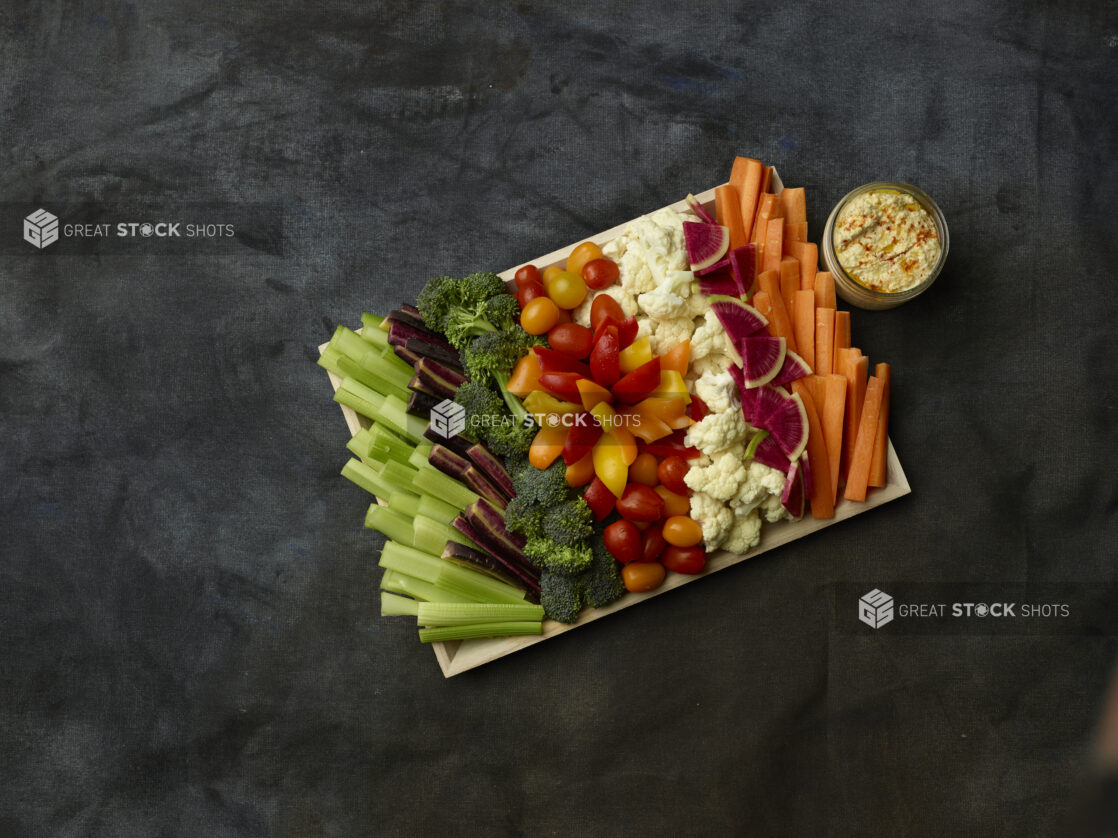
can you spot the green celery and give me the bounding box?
[334,378,386,420]
[381,459,419,489]
[378,344,417,378]
[418,622,543,643]
[413,463,479,510]
[318,346,379,393]
[381,591,419,617]
[378,394,428,443]
[380,569,473,604]
[365,504,414,546]
[434,565,528,605]
[332,326,413,393]
[379,541,526,604]
[408,446,430,471]
[370,423,414,465]
[411,512,477,556]
[416,601,544,625]
[387,491,421,519]
[341,458,393,499]
[346,427,374,461]
[416,494,459,526]
[360,314,388,345]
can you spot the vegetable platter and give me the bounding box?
[319,164,911,678]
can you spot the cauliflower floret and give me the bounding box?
[637,269,695,320]
[688,291,711,318]
[690,308,735,362]
[729,460,788,513]
[688,352,732,381]
[619,251,658,295]
[693,370,737,414]
[683,443,750,500]
[648,316,695,357]
[688,491,734,551]
[685,410,747,456]
[722,507,763,554]
[760,493,790,523]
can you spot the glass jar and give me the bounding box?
[821,181,949,310]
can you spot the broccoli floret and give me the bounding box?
[415,275,460,335]
[462,328,541,428]
[480,293,521,331]
[542,497,593,547]
[480,416,535,458]
[459,272,508,307]
[510,458,570,509]
[504,494,546,538]
[525,536,593,575]
[443,301,497,350]
[453,380,504,437]
[579,537,625,609]
[539,570,583,624]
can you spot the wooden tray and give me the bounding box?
[321,182,912,677]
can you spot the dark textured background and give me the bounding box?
[2,1,1117,836]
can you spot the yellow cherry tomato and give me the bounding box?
[566,241,604,279]
[628,452,659,486]
[520,297,560,335]
[547,271,587,310]
[662,515,703,547]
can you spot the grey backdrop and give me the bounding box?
[2,1,1116,836]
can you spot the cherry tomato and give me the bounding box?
[654,485,690,517]
[616,483,664,522]
[547,323,593,360]
[582,257,620,291]
[628,452,659,486]
[603,519,641,564]
[542,265,564,285]
[515,264,541,289]
[661,545,706,575]
[622,561,666,593]
[520,297,560,335]
[566,241,604,279]
[517,280,546,309]
[590,294,626,333]
[555,308,573,325]
[641,525,667,563]
[547,271,588,310]
[657,456,691,496]
[662,515,703,547]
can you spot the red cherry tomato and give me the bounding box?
[515,264,541,289]
[590,294,626,333]
[603,519,641,564]
[547,323,594,360]
[657,455,691,496]
[517,280,546,308]
[616,483,665,522]
[582,258,620,290]
[661,545,707,575]
[640,525,667,563]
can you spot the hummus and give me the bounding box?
[832,190,941,293]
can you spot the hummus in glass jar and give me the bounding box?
[832,190,942,294]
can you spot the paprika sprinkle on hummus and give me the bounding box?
[832,189,942,294]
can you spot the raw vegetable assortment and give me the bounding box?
[319,156,894,645]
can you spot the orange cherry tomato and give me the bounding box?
[622,562,666,593]
[542,265,564,285]
[582,257,620,290]
[566,241,604,279]
[662,516,703,547]
[628,452,659,486]
[654,485,690,517]
[520,297,560,335]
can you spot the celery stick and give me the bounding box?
[381,459,419,489]
[418,622,543,643]
[378,394,428,443]
[381,591,419,617]
[365,505,414,546]
[416,602,544,625]
[346,427,374,461]
[412,512,474,556]
[342,458,393,499]
[338,354,409,401]
[413,463,479,510]
[434,565,528,605]
[378,344,417,378]
[381,569,474,604]
[334,378,386,420]
[416,494,459,526]
[333,326,413,392]
[370,424,414,465]
[318,346,378,393]
[387,491,421,519]
[360,314,388,345]
[333,325,375,364]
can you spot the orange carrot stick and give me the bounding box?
[833,310,851,360]
[814,306,835,376]
[715,184,748,251]
[784,240,818,290]
[778,187,807,225]
[752,290,773,324]
[822,374,847,504]
[790,379,834,519]
[763,216,784,273]
[756,269,797,354]
[837,350,868,485]
[844,375,885,502]
[793,290,816,372]
[869,363,891,488]
[804,373,827,415]
[784,220,808,243]
[760,165,773,194]
[730,157,764,240]
[780,257,800,319]
[813,272,836,310]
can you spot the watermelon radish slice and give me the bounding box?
[799,451,814,499]
[738,336,786,388]
[685,194,716,225]
[697,272,740,297]
[749,384,790,430]
[770,350,811,387]
[710,299,768,344]
[738,380,756,423]
[694,258,730,276]
[780,459,805,519]
[727,243,757,298]
[752,434,790,472]
[683,221,730,270]
[763,392,809,461]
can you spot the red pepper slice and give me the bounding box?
[533,345,591,378]
[537,371,584,405]
[611,357,661,404]
[688,394,710,422]
[639,429,702,459]
[588,325,620,387]
[561,415,603,465]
